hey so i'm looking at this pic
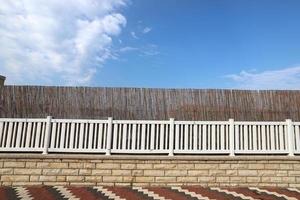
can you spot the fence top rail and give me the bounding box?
[174,121,230,125]
[234,121,288,125]
[52,119,108,123]
[0,118,299,125]
[0,118,47,122]
[113,120,170,124]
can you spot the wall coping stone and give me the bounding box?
[0,153,300,161]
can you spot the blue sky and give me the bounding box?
[1,0,300,89]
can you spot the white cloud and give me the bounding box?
[0,0,127,85]
[142,27,152,34]
[119,46,138,53]
[226,66,300,89]
[130,31,138,39]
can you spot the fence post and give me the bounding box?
[229,118,235,156]
[286,119,295,156]
[43,116,52,155]
[106,117,113,156]
[168,118,175,156]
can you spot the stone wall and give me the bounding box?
[0,154,300,187]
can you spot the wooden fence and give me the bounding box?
[0,117,299,156]
[1,86,300,121]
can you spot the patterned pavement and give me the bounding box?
[0,186,300,200]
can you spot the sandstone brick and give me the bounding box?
[155,177,176,182]
[177,164,194,169]
[103,176,123,182]
[69,163,83,168]
[83,163,95,169]
[14,169,41,175]
[226,170,238,176]
[277,183,289,187]
[96,163,120,169]
[39,176,56,182]
[26,162,37,168]
[79,169,92,175]
[276,170,288,177]
[165,170,187,176]
[279,164,293,170]
[258,183,277,187]
[30,175,39,182]
[121,164,136,169]
[116,183,133,187]
[238,170,257,176]
[92,169,111,175]
[247,177,260,183]
[0,168,13,174]
[264,164,279,169]
[282,177,296,183]
[219,164,231,169]
[61,169,78,175]
[198,177,215,182]
[1,175,29,182]
[209,170,225,176]
[112,170,131,176]
[293,164,300,170]
[188,170,208,176]
[85,176,102,182]
[262,177,282,183]
[4,162,25,168]
[37,162,68,168]
[135,176,155,183]
[144,170,164,176]
[177,177,197,182]
[137,164,153,169]
[289,184,300,188]
[66,176,84,182]
[195,164,218,169]
[13,182,40,186]
[289,171,300,176]
[258,170,276,176]
[56,176,66,182]
[43,169,61,175]
[216,177,230,182]
[70,182,95,186]
[123,176,134,182]
[231,164,248,169]
[43,182,69,186]
[248,164,264,169]
[153,164,176,169]
[230,177,246,183]
[132,170,143,176]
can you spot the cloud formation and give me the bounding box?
[226,66,300,89]
[0,0,127,85]
[142,27,152,34]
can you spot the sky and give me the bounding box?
[1,0,300,89]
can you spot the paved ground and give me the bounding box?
[0,186,299,200]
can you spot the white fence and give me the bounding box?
[0,117,299,156]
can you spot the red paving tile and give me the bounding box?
[0,186,299,200]
[27,186,57,200]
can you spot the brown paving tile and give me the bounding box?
[147,187,197,200]
[183,186,234,200]
[106,186,152,200]
[0,186,299,200]
[263,188,300,199]
[27,186,57,200]
[68,187,103,200]
[0,187,9,200]
[226,187,285,200]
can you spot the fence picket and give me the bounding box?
[0,117,295,155]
